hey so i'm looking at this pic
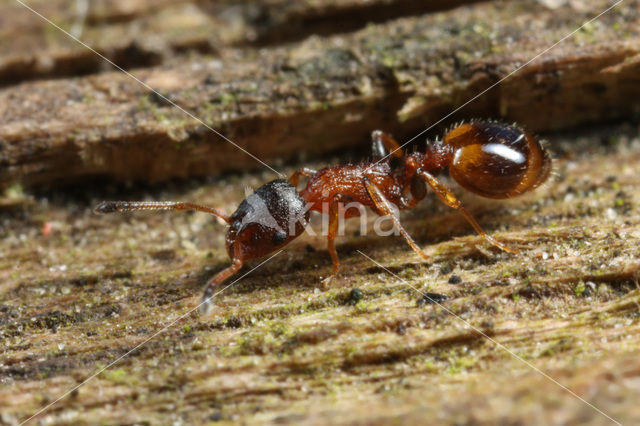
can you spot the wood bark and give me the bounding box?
[1,1,640,425]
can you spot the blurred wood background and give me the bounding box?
[1,0,640,424]
[1,0,640,188]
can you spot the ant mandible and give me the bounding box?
[95,121,551,313]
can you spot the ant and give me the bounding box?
[95,121,551,313]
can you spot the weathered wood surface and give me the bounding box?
[1,122,640,424]
[0,0,486,85]
[1,0,640,425]
[1,0,640,188]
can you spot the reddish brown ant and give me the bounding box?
[95,121,551,313]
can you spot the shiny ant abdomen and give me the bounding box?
[95,121,551,313]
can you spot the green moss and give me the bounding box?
[103,369,128,384]
[4,183,25,200]
[215,93,236,106]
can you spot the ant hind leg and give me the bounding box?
[416,170,520,254]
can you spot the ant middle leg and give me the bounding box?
[416,170,520,254]
[362,177,429,260]
[327,193,352,273]
[371,130,404,160]
[289,167,317,187]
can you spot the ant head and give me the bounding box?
[445,121,551,199]
[226,179,310,261]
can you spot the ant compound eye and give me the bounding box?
[445,122,551,199]
[272,230,288,246]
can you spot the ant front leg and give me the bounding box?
[289,167,317,187]
[416,170,520,254]
[371,130,404,160]
[362,177,429,260]
[200,259,243,314]
[200,244,245,315]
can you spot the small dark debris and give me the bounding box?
[480,320,494,329]
[448,274,462,284]
[30,310,74,331]
[416,293,448,306]
[348,288,364,305]
[396,324,406,335]
[583,281,596,298]
[100,304,121,318]
[148,91,173,107]
[111,271,133,280]
[518,285,537,299]
[373,63,396,86]
[70,388,79,399]
[86,331,98,336]
[0,304,19,320]
[305,244,316,253]
[209,412,223,422]
[439,263,453,275]
[70,276,97,287]
[151,249,176,262]
[226,316,242,328]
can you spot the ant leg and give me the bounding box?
[95,201,231,224]
[362,177,429,260]
[327,193,351,273]
[416,170,520,254]
[200,236,248,314]
[289,167,317,187]
[371,130,404,159]
[200,258,243,314]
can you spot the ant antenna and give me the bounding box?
[94,201,231,224]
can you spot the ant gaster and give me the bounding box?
[95,121,551,313]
